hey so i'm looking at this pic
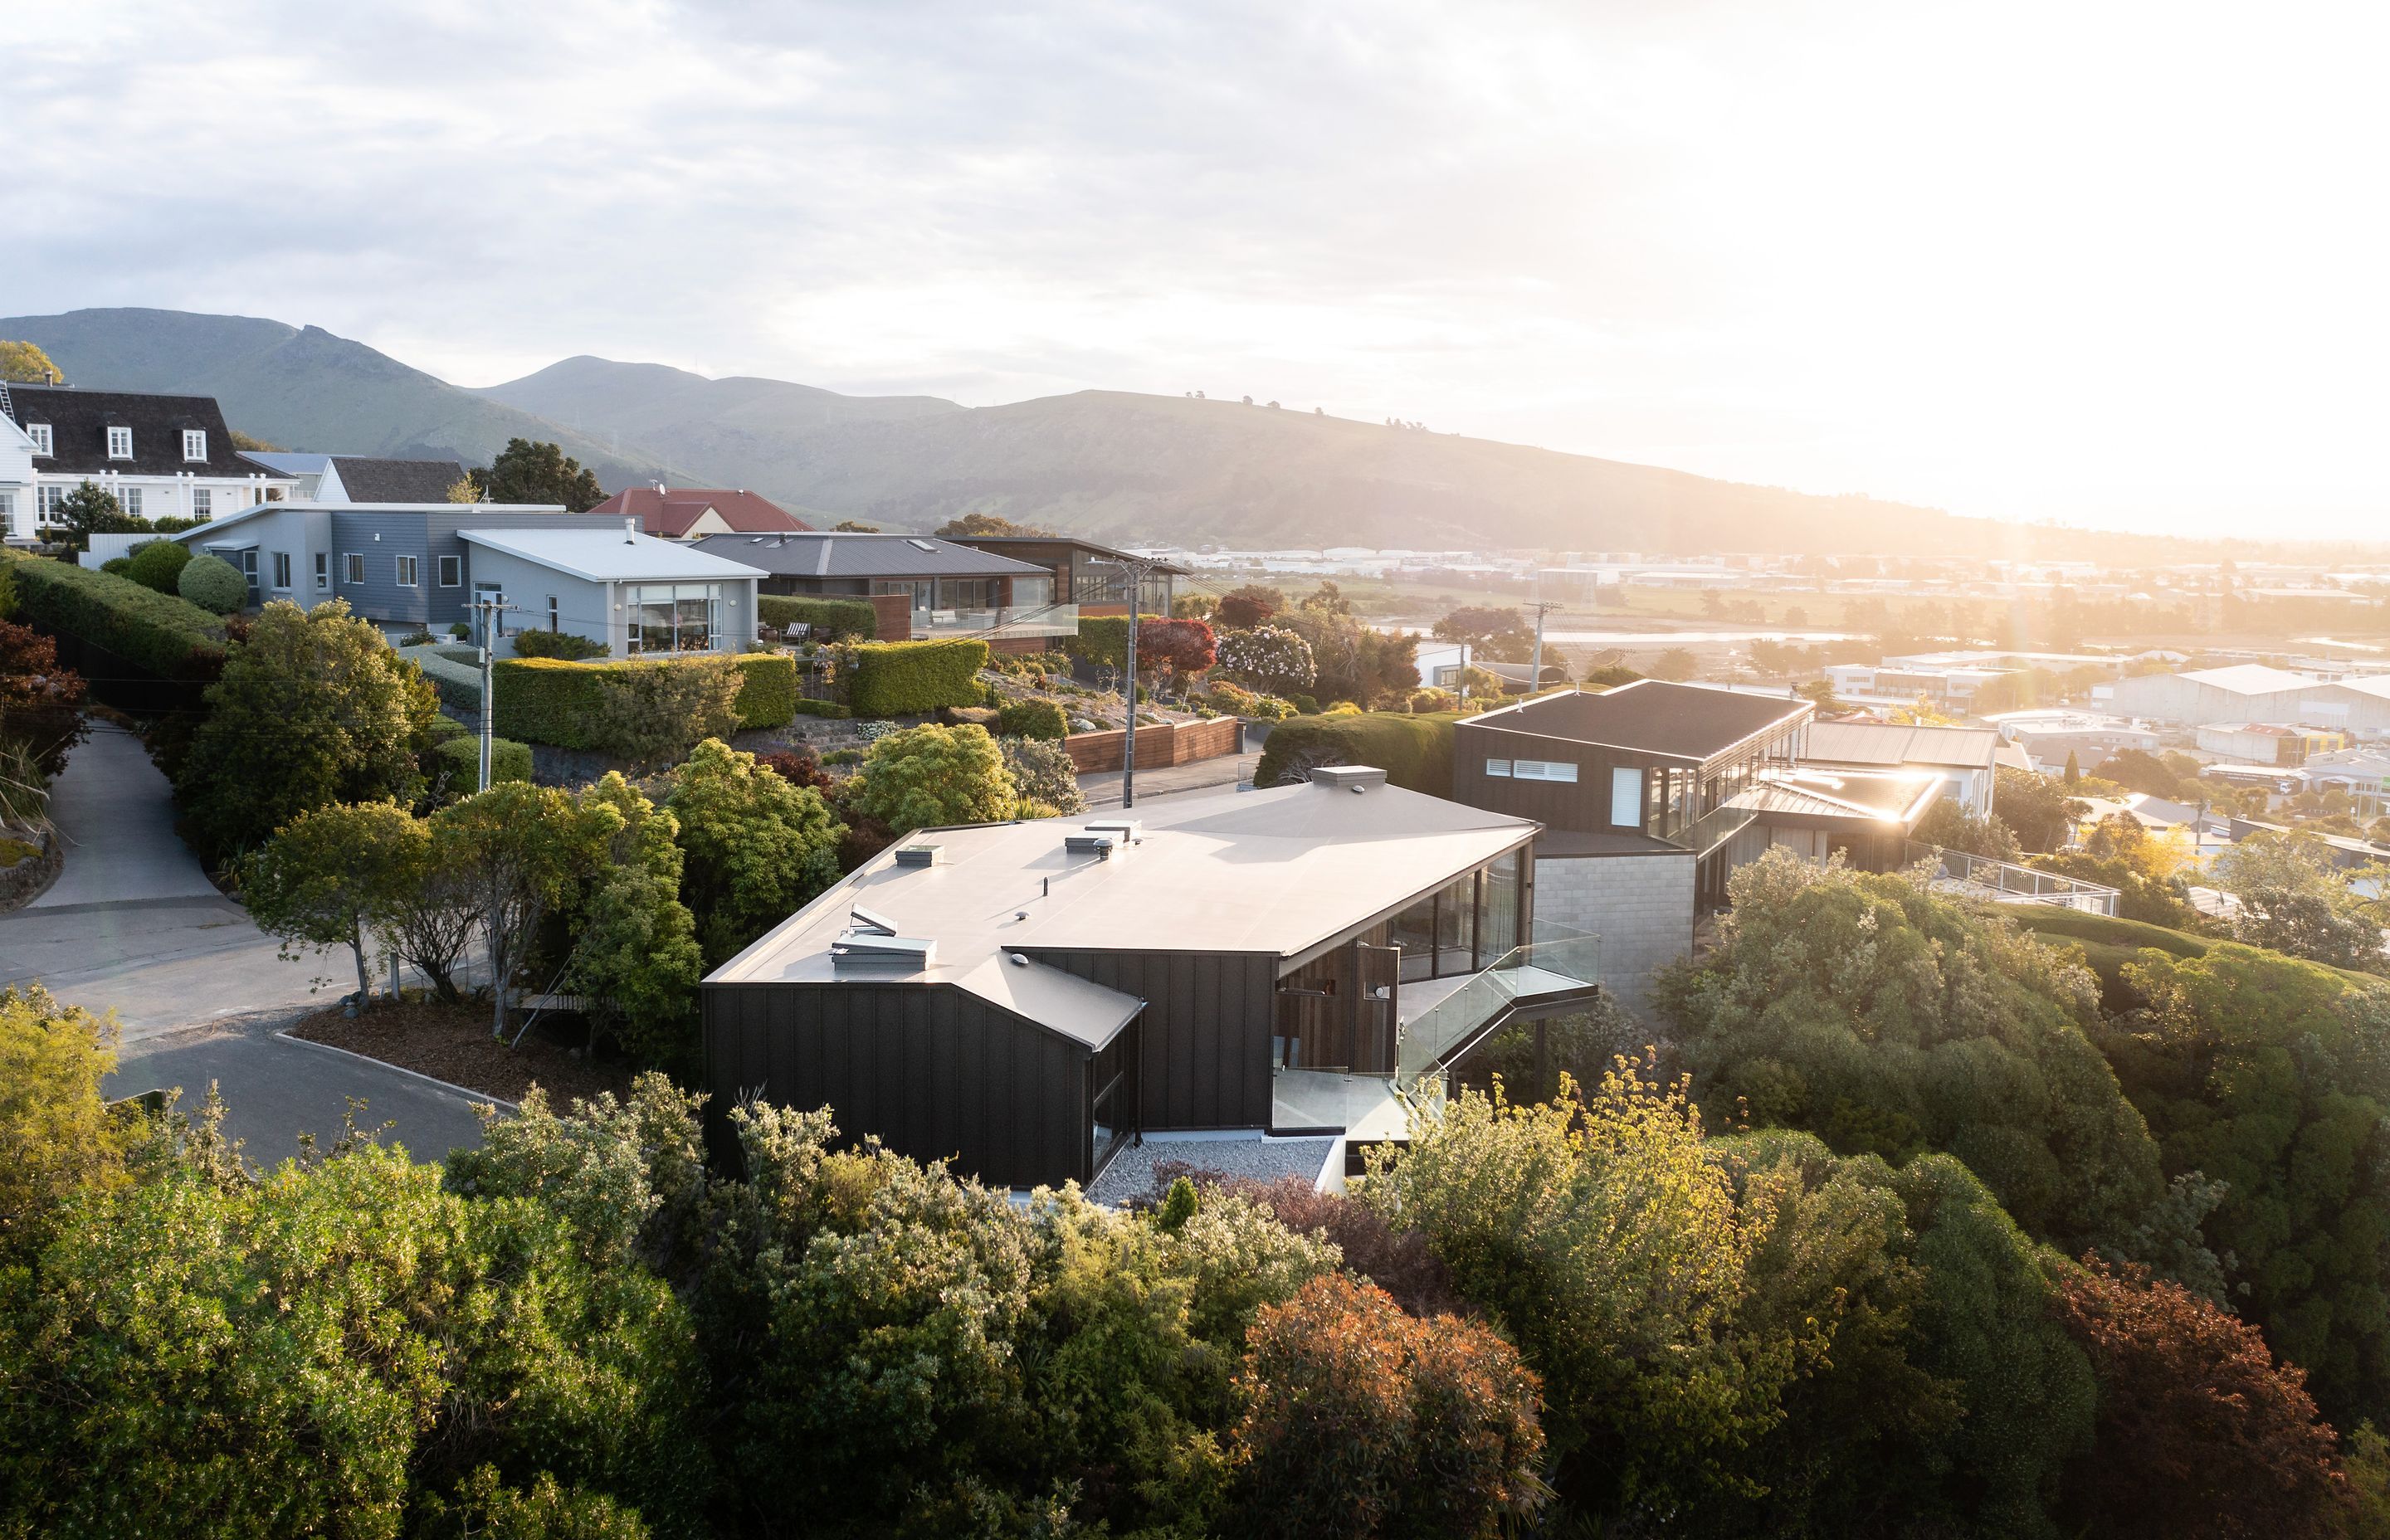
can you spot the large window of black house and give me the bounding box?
[1089,1023,1137,1175]
[1391,851,1524,982]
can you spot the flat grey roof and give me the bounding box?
[707,777,1540,1040]
[460,527,766,582]
[690,531,1046,579]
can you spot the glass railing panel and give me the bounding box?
[1394,926,1601,1083]
[1905,841,2119,916]
[1674,803,1757,856]
[915,602,1080,638]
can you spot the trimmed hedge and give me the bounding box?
[401,644,483,712]
[125,539,192,595]
[492,652,798,748]
[0,549,226,680]
[430,733,533,787]
[511,628,607,660]
[846,638,991,718]
[996,697,1069,740]
[1061,614,1166,671]
[759,594,879,641]
[793,698,852,719]
[1253,711,1461,798]
[178,553,248,615]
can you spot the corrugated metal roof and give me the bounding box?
[707,778,1539,1040]
[1803,721,1999,769]
[460,527,766,582]
[2178,664,2319,694]
[690,531,1045,579]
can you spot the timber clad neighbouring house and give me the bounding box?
[702,768,1598,1191]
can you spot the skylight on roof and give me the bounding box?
[908,539,935,551]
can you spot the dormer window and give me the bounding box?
[27,424,51,456]
[183,429,207,461]
[105,426,133,460]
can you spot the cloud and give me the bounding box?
[9,0,2388,539]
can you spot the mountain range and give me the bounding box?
[2,306,2185,558]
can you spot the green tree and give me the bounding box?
[0,1133,709,1536]
[563,774,704,1070]
[175,599,441,864]
[177,552,247,614]
[1229,1274,1549,1539]
[850,723,1017,833]
[51,481,141,542]
[476,438,606,511]
[1432,606,1534,663]
[1652,646,1698,681]
[433,781,617,1036]
[830,519,880,532]
[123,538,193,595]
[1999,764,2087,852]
[0,984,124,1258]
[934,510,1053,537]
[1914,795,2024,860]
[2065,748,2083,785]
[241,799,422,1005]
[0,339,62,383]
[999,734,1086,815]
[2105,946,2390,1421]
[1216,625,1317,695]
[444,475,478,504]
[666,738,843,963]
[1659,850,2184,1261]
[2212,831,2388,971]
[1361,1063,1789,1517]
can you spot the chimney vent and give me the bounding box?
[1310,765,1388,791]
[623,516,637,543]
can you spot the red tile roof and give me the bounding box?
[588,485,812,538]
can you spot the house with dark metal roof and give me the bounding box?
[243,452,473,505]
[941,534,1188,617]
[690,529,1076,651]
[0,383,294,543]
[589,485,812,539]
[704,766,1598,1192]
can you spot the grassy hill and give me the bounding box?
[0,309,673,488]
[4,307,2206,558]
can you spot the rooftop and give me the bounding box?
[1463,679,1812,763]
[690,530,1046,579]
[1802,720,2000,770]
[460,526,767,582]
[2,383,288,481]
[707,775,1540,1044]
[329,456,472,503]
[1727,768,1944,824]
[591,485,812,538]
[2175,664,2322,695]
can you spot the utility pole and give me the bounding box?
[1527,600,1559,695]
[1092,556,1158,808]
[472,594,515,792]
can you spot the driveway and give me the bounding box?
[0,724,331,1040]
[5,723,487,1160]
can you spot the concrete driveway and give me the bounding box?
[4,723,487,1160]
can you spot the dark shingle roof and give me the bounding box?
[1,383,280,480]
[331,456,471,502]
[1466,679,1814,762]
[690,531,1047,579]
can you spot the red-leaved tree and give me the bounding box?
[2056,1257,2350,1540]
[0,619,90,776]
[1135,618,1217,693]
[1215,587,1280,630]
[1231,1274,1546,1540]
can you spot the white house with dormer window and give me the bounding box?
[0,382,294,544]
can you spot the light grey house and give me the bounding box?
[170,504,763,656]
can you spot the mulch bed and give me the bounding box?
[290,999,634,1108]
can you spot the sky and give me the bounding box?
[11,1,2390,540]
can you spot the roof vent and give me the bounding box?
[622,517,637,543]
[1064,832,1119,859]
[1310,765,1388,791]
[849,904,900,936]
[893,843,944,867]
[831,933,936,971]
[1083,818,1141,843]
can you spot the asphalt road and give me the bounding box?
[5,723,488,1161]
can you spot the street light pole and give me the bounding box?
[473,594,515,792]
[1528,599,1559,694]
[1092,556,1158,809]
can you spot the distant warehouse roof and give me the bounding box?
[690,531,1046,579]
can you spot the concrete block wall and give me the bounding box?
[1534,853,1695,1019]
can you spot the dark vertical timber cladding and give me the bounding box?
[700,981,1090,1190]
[1023,950,1276,1130]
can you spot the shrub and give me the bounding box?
[176,552,247,614]
[844,637,990,718]
[406,645,483,712]
[790,697,852,719]
[1216,626,1317,694]
[494,653,797,749]
[429,733,534,791]
[0,550,226,680]
[449,621,471,639]
[124,539,192,596]
[758,594,879,641]
[511,627,607,660]
[756,750,832,790]
[1230,1274,1547,1540]
[1063,615,1140,671]
[999,736,1085,814]
[99,557,131,576]
[1253,711,1458,797]
[996,696,1069,739]
[851,724,1017,832]
[666,738,844,962]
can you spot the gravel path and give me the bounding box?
[1086,1135,1334,1206]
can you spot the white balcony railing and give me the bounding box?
[1906,841,2121,915]
[913,602,1080,640]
